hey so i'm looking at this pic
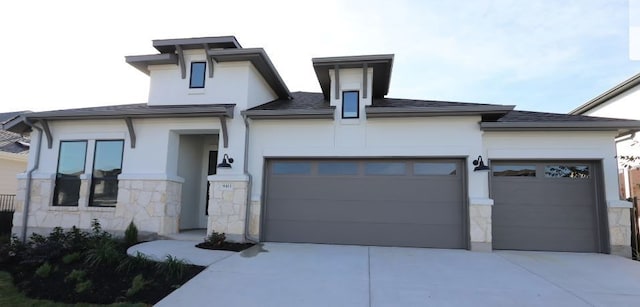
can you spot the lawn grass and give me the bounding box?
[0,271,147,307]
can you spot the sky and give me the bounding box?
[0,0,639,114]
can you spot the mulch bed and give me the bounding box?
[195,241,255,252]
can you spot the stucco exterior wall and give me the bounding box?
[0,155,27,195]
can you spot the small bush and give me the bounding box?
[117,252,152,274]
[126,274,149,297]
[64,269,86,283]
[156,255,188,282]
[205,231,226,247]
[85,239,123,267]
[75,280,92,294]
[62,252,81,264]
[124,221,139,247]
[35,262,53,278]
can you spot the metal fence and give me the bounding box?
[0,194,15,212]
[632,197,640,260]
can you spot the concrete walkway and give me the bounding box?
[127,240,234,266]
[154,243,640,307]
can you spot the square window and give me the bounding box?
[189,62,206,88]
[342,91,359,118]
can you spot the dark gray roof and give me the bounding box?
[152,36,242,54]
[0,111,30,125]
[570,72,640,115]
[496,110,626,122]
[0,130,29,155]
[4,103,235,134]
[249,92,329,110]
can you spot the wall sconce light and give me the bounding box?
[217,154,234,168]
[472,155,490,172]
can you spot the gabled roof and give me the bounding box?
[313,54,394,100]
[570,72,640,115]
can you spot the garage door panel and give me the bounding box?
[266,199,463,225]
[492,205,595,228]
[265,219,463,249]
[493,226,598,252]
[492,181,593,205]
[264,159,465,248]
[491,161,600,253]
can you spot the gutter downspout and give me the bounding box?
[21,119,43,242]
[242,113,258,243]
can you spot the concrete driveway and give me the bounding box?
[157,243,640,307]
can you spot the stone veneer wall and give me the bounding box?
[469,204,492,251]
[608,207,632,257]
[12,177,182,238]
[207,176,248,242]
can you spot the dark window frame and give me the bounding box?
[53,140,88,207]
[342,91,360,119]
[189,62,206,88]
[89,139,124,207]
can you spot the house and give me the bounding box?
[0,111,29,198]
[570,73,640,199]
[5,36,640,257]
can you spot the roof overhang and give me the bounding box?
[125,53,178,75]
[242,108,335,120]
[366,105,514,118]
[480,120,640,137]
[313,54,394,100]
[4,104,235,134]
[207,48,291,99]
[570,72,640,115]
[152,36,242,53]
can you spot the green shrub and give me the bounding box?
[156,255,188,282]
[117,252,152,274]
[64,269,86,283]
[85,238,123,267]
[124,221,139,247]
[62,252,81,264]
[35,262,53,278]
[126,274,149,297]
[75,279,92,294]
[205,231,226,247]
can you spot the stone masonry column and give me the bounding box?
[469,198,493,252]
[608,202,632,258]
[207,174,249,242]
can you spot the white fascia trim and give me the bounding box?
[607,199,633,208]
[469,198,494,206]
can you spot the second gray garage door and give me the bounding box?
[263,159,466,249]
[491,161,606,253]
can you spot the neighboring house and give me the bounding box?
[0,112,29,197]
[5,36,640,257]
[570,73,640,200]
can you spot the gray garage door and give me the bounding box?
[491,161,605,252]
[263,159,466,248]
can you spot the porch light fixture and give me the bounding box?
[217,154,234,168]
[472,156,490,172]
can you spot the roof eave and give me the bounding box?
[242,109,335,120]
[570,72,640,115]
[125,53,178,75]
[480,121,640,132]
[365,106,515,118]
[208,48,291,99]
[312,54,394,100]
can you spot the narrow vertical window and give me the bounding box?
[189,62,206,88]
[90,140,124,207]
[53,141,87,206]
[342,91,359,118]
